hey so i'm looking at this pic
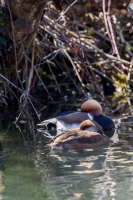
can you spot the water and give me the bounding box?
[0,120,133,200]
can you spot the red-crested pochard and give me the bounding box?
[37,99,115,137]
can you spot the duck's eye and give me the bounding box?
[47,123,57,136]
[47,123,57,131]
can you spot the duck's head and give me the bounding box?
[79,119,104,135]
[81,99,103,116]
[81,99,115,138]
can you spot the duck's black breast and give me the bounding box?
[93,115,115,138]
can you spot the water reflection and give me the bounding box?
[35,122,133,200]
[0,162,4,200]
[0,130,48,200]
[35,144,114,199]
[1,119,133,199]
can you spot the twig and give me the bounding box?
[56,0,78,22]
[62,49,85,87]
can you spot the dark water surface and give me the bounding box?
[0,120,133,200]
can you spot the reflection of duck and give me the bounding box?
[48,119,111,150]
[37,99,115,137]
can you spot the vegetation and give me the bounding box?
[0,0,133,131]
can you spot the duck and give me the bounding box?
[37,99,115,137]
[48,119,111,150]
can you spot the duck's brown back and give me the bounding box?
[49,128,110,150]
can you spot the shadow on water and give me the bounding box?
[0,130,50,200]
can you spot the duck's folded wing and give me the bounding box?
[53,131,78,144]
[51,131,110,150]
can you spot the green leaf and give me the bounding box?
[86,83,95,92]
[2,19,10,26]
[0,35,7,45]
